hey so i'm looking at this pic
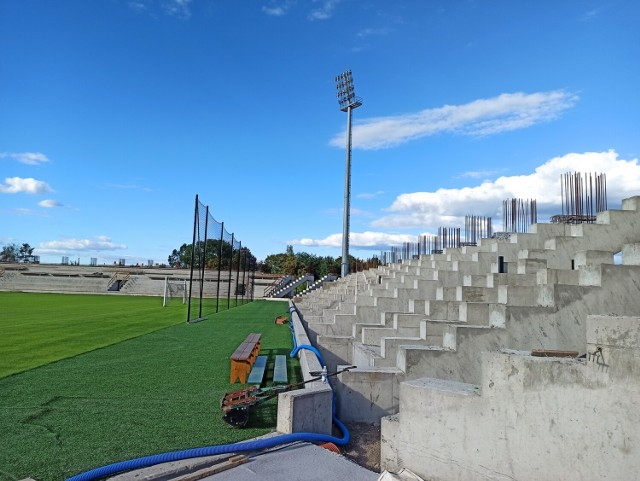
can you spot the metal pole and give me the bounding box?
[215,222,224,313]
[187,195,199,322]
[198,206,210,319]
[235,242,241,306]
[341,104,354,278]
[250,257,256,301]
[227,233,234,310]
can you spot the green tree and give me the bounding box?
[18,243,34,260]
[167,249,182,268]
[1,243,19,262]
[168,242,253,270]
[262,253,292,274]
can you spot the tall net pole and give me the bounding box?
[187,195,199,322]
[235,241,241,306]
[215,221,224,313]
[198,206,210,319]
[227,233,234,310]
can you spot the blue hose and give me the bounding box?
[67,429,348,481]
[66,302,350,481]
[289,344,325,367]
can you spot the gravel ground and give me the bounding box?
[341,422,382,473]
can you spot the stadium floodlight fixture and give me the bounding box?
[335,69,362,112]
[335,69,362,278]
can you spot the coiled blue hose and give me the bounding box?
[66,302,350,481]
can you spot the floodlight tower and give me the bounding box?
[335,69,362,278]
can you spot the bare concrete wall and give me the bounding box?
[381,315,640,481]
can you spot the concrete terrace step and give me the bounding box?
[361,326,422,346]
[382,314,640,481]
[425,300,459,321]
[486,272,538,287]
[352,312,424,338]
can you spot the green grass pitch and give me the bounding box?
[0,293,296,481]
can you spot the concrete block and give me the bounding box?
[436,286,457,301]
[516,257,547,274]
[537,268,580,286]
[425,300,458,321]
[442,324,457,349]
[596,208,638,225]
[574,250,614,267]
[622,195,640,211]
[459,302,490,324]
[380,414,401,472]
[380,336,431,361]
[471,251,497,271]
[353,342,382,368]
[498,284,542,306]
[335,366,402,423]
[392,312,425,327]
[362,327,410,346]
[456,285,496,303]
[463,274,488,287]
[277,385,333,434]
[452,260,483,275]
[578,265,602,286]
[622,243,640,265]
[529,222,572,237]
[316,335,352,372]
[586,315,640,350]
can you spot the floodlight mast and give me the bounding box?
[335,69,362,278]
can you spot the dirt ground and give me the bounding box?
[340,422,382,473]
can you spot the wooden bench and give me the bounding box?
[230,333,261,384]
[247,355,268,385]
[273,354,288,384]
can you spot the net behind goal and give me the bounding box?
[163,277,187,307]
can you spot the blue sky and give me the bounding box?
[1,0,639,265]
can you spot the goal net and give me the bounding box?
[163,277,187,307]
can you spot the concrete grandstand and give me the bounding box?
[289,194,640,480]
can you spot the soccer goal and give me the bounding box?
[163,277,187,307]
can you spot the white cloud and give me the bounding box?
[128,0,151,13]
[330,90,579,150]
[351,208,373,217]
[0,152,50,165]
[262,6,286,16]
[309,0,340,20]
[163,0,191,18]
[38,236,127,254]
[0,177,53,194]
[39,199,63,208]
[105,182,151,192]
[357,27,392,38]
[459,169,503,179]
[261,0,341,20]
[291,231,417,250]
[373,150,639,229]
[357,190,385,199]
[262,5,288,16]
[127,0,191,18]
[261,0,295,16]
[12,208,49,217]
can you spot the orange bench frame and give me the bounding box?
[230,333,261,384]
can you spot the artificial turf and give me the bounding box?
[0,294,296,481]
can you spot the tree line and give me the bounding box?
[167,240,255,270]
[166,242,380,279]
[259,245,380,279]
[0,243,36,263]
[0,241,382,279]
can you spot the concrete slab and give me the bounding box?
[109,442,378,481]
[204,443,379,480]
